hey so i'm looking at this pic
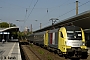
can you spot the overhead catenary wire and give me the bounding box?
[38,1,75,21]
[24,0,33,21]
[33,21,51,31]
[57,0,90,18]
[15,0,90,31]
[28,0,33,9]
[23,0,76,30]
[32,1,77,31]
[37,0,90,31]
[23,0,38,31]
[26,0,38,21]
[23,0,33,29]
[35,1,75,29]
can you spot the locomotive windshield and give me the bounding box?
[65,26,82,40]
[67,31,82,40]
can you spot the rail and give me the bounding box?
[20,41,42,60]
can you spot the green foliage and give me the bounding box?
[27,32,32,35]
[10,23,16,27]
[38,49,44,55]
[47,55,53,60]
[17,31,26,39]
[29,43,33,47]
[0,22,9,28]
[0,22,16,28]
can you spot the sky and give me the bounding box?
[0,0,90,31]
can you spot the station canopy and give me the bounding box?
[34,10,90,33]
[0,27,19,32]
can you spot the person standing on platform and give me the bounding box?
[2,39,5,43]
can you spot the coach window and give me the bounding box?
[61,32,63,38]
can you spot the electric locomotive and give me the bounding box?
[47,26,88,59]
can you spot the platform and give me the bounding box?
[88,47,90,54]
[0,42,22,60]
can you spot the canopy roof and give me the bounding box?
[0,27,19,32]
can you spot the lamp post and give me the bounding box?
[16,20,25,22]
[8,22,10,28]
[76,0,78,15]
[35,20,42,29]
[16,20,25,31]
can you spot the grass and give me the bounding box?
[38,49,44,55]
[47,55,53,60]
[29,43,33,47]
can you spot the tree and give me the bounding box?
[17,31,26,40]
[0,22,16,28]
[10,23,16,27]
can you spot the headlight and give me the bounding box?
[82,42,85,45]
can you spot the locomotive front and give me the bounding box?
[65,26,88,58]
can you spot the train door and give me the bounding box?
[48,31,57,47]
[58,30,62,49]
[60,31,64,51]
[58,27,66,52]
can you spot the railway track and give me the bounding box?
[19,40,90,60]
[20,41,42,60]
[26,45,42,60]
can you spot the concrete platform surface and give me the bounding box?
[0,42,22,60]
[88,47,90,53]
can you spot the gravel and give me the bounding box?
[23,43,90,60]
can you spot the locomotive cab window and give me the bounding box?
[60,32,63,38]
[67,31,82,40]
